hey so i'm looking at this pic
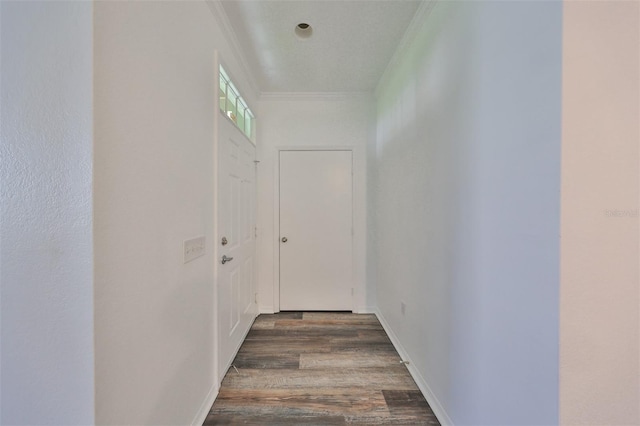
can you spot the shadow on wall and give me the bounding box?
[374,1,561,425]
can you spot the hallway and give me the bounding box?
[206,312,439,425]
[1,1,638,425]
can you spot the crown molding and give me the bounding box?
[374,0,438,98]
[260,91,374,101]
[205,0,261,96]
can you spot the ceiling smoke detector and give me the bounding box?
[295,22,312,39]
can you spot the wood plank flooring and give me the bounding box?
[204,312,440,425]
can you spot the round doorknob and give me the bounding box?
[281,237,288,243]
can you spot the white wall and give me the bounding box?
[257,95,374,313]
[94,2,257,424]
[560,2,639,424]
[0,2,95,424]
[374,2,562,424]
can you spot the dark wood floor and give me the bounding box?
[204,312,440,425]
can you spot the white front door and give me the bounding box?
[279,150,353,311]
[217,118,256,380]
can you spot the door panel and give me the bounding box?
[218,119,256,380]
[279,150,353,311]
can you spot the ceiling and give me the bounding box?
[218,0,422,93]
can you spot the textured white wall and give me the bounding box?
[560,2,639,424]
[93,2,257,424]
[256,96,374,313]
[374,2,562,424]
[0,2,95,424]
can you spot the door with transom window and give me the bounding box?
[216,117,256,381]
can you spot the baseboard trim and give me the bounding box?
[356,305,378,314]
[259,306,275,314]
[191,383,218,426]
[375,309,454,426]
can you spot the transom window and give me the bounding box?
[219,65,255,141]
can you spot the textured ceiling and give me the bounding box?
[218,0,422,93]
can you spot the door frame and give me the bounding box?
[273,146,359,313]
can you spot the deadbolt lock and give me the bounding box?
[281,237,288,243]
[221,237,228,246]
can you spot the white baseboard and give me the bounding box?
[375,309,454,426]
[191,383,218,426]
[260,306,375,314]
[259,306,275,314]
[356,305,378,314]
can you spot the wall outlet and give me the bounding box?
[184,236,206,263]
[401,301,406,316]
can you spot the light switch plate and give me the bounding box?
[184,236,206,263]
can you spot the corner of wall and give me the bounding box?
[560,2,640,423]
[0,1,95,424]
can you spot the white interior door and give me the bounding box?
[217,119,256,380]
[279,150,353,311]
